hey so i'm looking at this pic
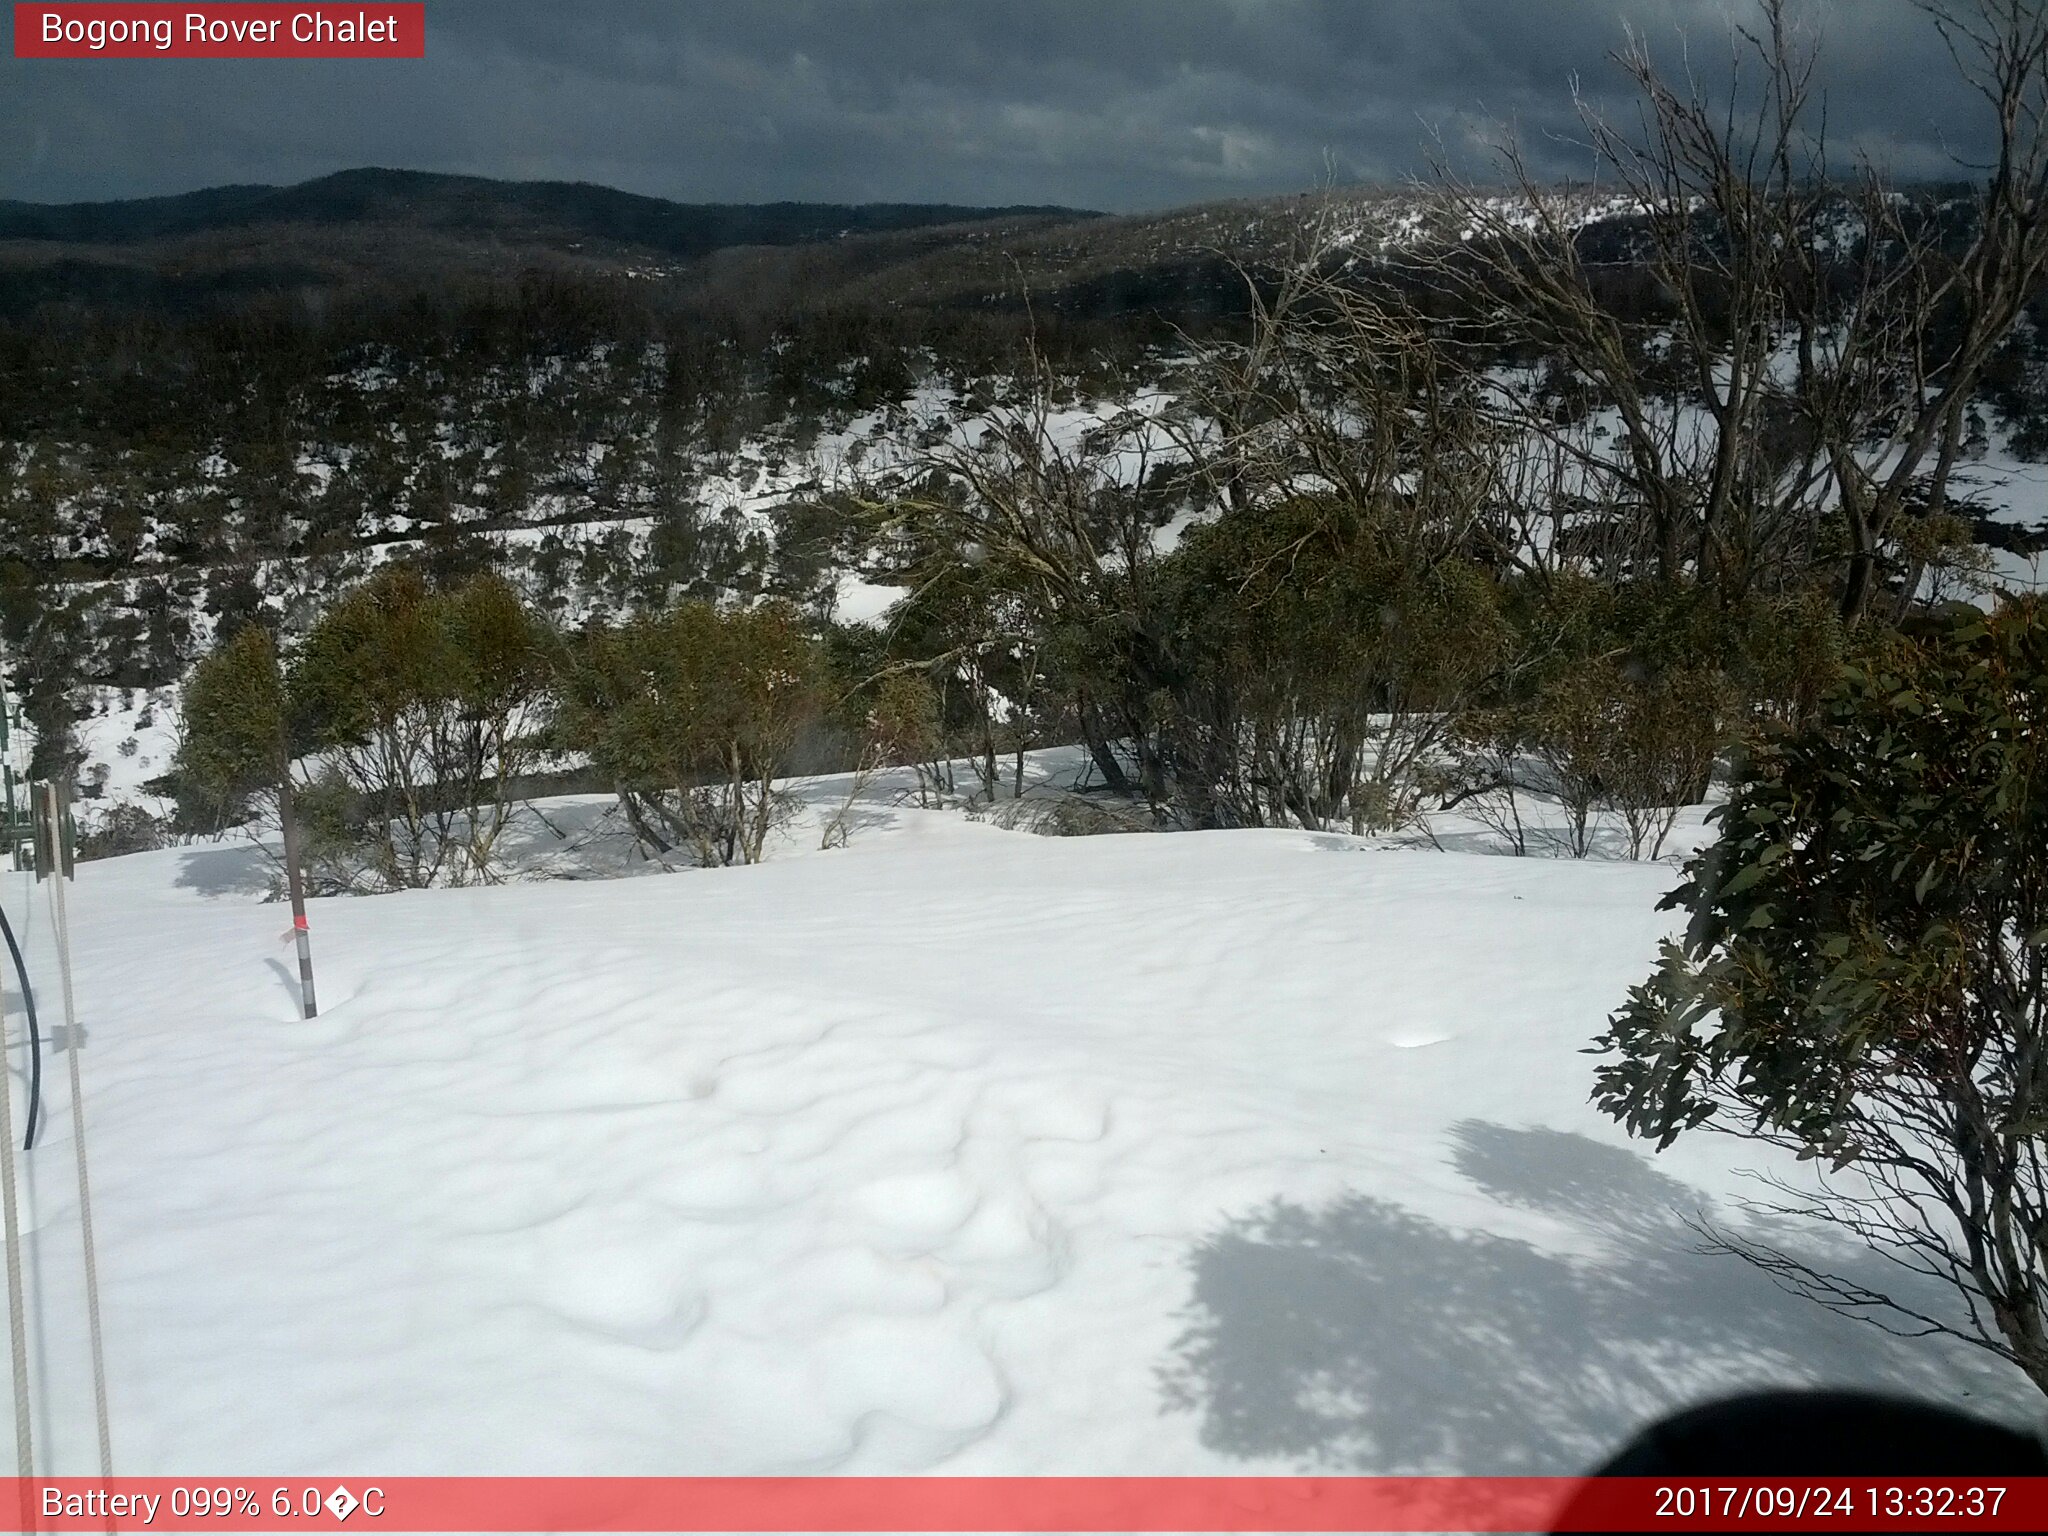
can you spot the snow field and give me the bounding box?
[0,802,2034,1481]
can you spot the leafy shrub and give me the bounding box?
[1150,496,1507,833]
[555,599,832,865]
[77,802,168,861]
[290,567,550,887]
[1593,598,2048,1391]
[864,670,950,806]
[1455,577,1840,858]
[174,624,289,829]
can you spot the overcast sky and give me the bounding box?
[0,0,1999,211]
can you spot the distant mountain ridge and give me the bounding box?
[14,167,1973,331]
[0,168,1695,326]
[0,166,1100,257]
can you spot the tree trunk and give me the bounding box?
[1838,482,1877,622]
[1077,697,1130,794]
[616,784,673,856]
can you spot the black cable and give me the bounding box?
[0,902,40,1151]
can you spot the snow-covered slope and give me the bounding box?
[0,806,2033,1477]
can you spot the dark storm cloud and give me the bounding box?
[0,1,2003,210]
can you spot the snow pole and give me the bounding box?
[275,775,317,1019]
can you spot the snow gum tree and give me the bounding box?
[437,573,556,875]
[176,624,291,828]
[174,623,319,1014]
[555,599,831,866]
[1594,598,2048,1392]
[1148,494,1507,834]
[289,567,550,889]
[181,567,549,893]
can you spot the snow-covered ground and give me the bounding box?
[0,779,2034,1478]
[1961,434,2048,596]
[71,687,180,814]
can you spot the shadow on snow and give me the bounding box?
[1159,1121,2035,1473]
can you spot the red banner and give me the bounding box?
[13,4,424,59]
[2,1477,2046,1532]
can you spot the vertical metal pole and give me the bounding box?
[0,955,33,1492]
[43,783,113,1484]
[275,776,317,1019]
[0,655,34,1518]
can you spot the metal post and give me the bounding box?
[43,782,113,1483]
[0,956,32,1489]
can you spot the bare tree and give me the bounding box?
[1423,0,2048,620]
[854,331,1183,802]
[1155,228,1515,834]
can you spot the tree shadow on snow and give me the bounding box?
[1158,1121,2034,1473]
[174,843,277,899]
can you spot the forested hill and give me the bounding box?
[0,167,1096,249]
[0,167,1102,305]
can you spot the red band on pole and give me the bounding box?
[7,1477,2048,1532]
[293,914,309,931]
